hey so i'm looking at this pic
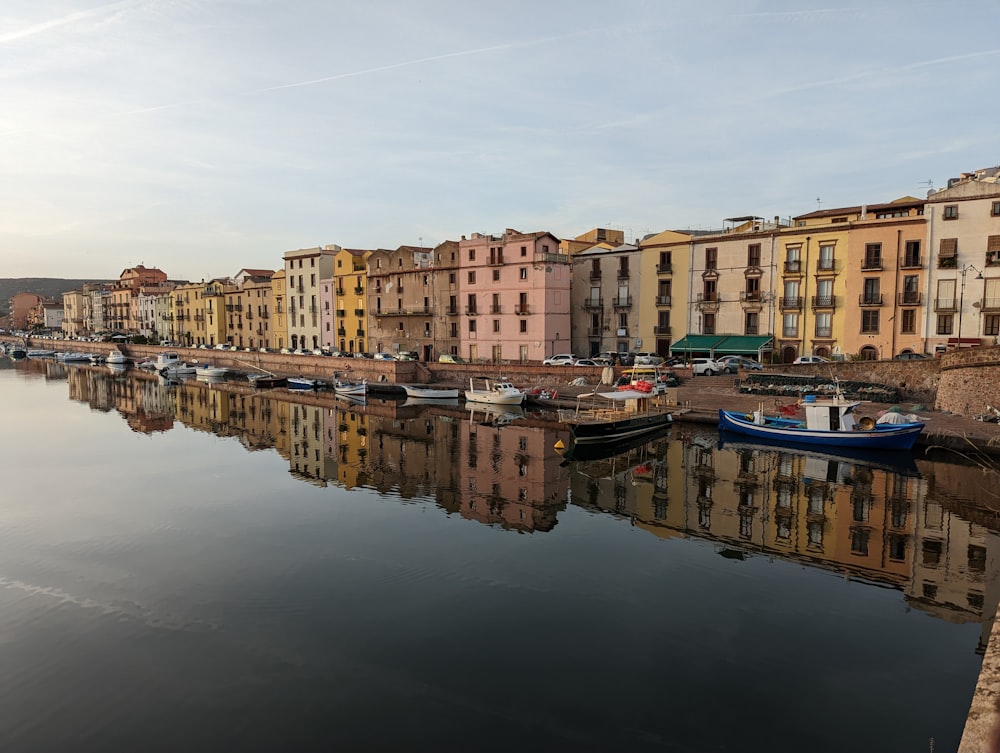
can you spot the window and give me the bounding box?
[861,310,879,333]
[519,267,527,280]
[818,244,835,271]
[521,246,527,257]
[469,319,477,333]
[449,272,456,284]
[703,313,715,334]
[468,248,476,261]
[862,278,880,305]
[863,243,882,270]
[785,246,801,272]
[492,269,500,281]
[903,240,921,268]
[984,315,1000,337]
[782,313,798,337]
[705,247,717,270]
[745,311,758,335]
[901,309,916,334]
[467,271,476,284]
[520,319,527,333]
[815,312,831,338]
[745,278,760,299]
[618,258,629,277]
[703,280,717,301]
[747,244,761,267]
[943,205,958,220]
[992,201,1000,217]
[937,314,954,335]
[492,319,500,333]
[901,275,919,304]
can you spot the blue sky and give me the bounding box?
[2,0,998,281]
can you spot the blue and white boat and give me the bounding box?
[287,377,319,390]
[718,392,924,451]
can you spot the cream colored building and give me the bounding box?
[285,246,337,351]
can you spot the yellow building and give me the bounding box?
[271,269,288,350]
[638,229,693,357]
[333,247,372,354]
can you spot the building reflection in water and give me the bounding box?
[48,362,1000,646]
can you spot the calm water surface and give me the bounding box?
[0,358,995,752]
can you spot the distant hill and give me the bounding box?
[0,278,112,316]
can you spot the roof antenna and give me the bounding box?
[816,197,822,210]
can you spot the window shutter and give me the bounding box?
[939,238,958,257]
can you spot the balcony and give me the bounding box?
[901,256,922,269]
[490,305,503,314]
[354,286,365,295]
[859,294,883,307]
[447,306,458,315]
[897,292,923,306]
[352,264,366,272]
[336,309,346,318]
[987,251,1000,267]
[612,295,633,309]
[587,327,602,337]
[779,296,802,310]
[589,270,602,281]
[938,255,957,269]
[354,309,365,317]
[296,284,304,293]
[260,311,269,319]
[816,259,836,272]
[934,298,957,312]
[657,263,672,274]
[740,292,764,307]
[784,260,802,274]
[335,288,346,296]
[861,258,883,271]
[654,325,671,335]
[356,329,365,337]
[583,298,604,310]
[656,295,671,306]
[617,269,630,280]
[488,255,505,266]
[514,305,531,315]
[981,297,1000,313]
[811,295,836,309]
[466,307,479,316]
[337,327,346,336]
[815,328,833,338]
[696,293,719,310]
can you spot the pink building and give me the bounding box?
[457,228,570,363]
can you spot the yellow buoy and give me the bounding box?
[554,439,565,450]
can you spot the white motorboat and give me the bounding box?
[195,364,228,379]
[151,351,196,376]
[402,385,460,399]
[56,351,97,362]
[464,377,525,406]
[106,350,128,365]
[26,349,55,358]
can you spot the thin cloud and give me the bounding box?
[766,48,1000,97]
[0,0,140,44]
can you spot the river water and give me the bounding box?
[0,356,996,752]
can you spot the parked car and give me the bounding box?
[373,352,395,361]
[354,352,373,359]
[793,355,831,364]
[543,353,577,366]
[717,355,763,373]
[633,352,665,366]
[394,351,418,361]
[438,353,466,364]
[574,358,601,367]
[691,357,723,376]
[893,351,931,360]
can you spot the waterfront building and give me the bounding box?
[87,284,113,334]
[670,217,780,362]
[40,301,64,331]
[169,280,222,347]
[9,292,44,330]
[366,244,436,359]
[285,246,337,352]
[109,265,168,334]
[430,240,461,358]
[638,229,697,358]
[61,289,88,338]
[925,169,1000,354]
[270,269,288,351]
[457,228,570,363]
[226,270,274,350]
[331,247,370,355]
[570,241,643,357]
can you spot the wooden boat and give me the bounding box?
[557,388,673,444]
[247,373,287,389]
[402,385,460,399]
[334,380,368,399]
[464,377,525,406]
[718,392,924,450]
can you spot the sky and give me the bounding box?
[2,0,999,281]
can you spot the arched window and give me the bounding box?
[859,346,878,361]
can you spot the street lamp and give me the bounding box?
[957,264,984,349]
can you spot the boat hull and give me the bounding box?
[287,378,318,390]
[718,410,924,450]
[568,411,673,444]
[334,383,367,398]
[248,375,287,389]
[402,386,460,399]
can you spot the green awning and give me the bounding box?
[669,335,726,353]
[714,335,773,354]
[670,334,773,355]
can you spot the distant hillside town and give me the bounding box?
[5,166,1000,364]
